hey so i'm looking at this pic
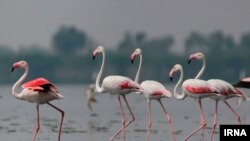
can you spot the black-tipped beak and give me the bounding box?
[11,67,15,72]
[93,55,96,60]
[170,77,173,82]
[131,60,134,64]
[188,59,191,64]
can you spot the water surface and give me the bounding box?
[0,85,249,141]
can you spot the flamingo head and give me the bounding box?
[169,64,182,82]
[12,60,28,72]
[130,48,142,64]
[188,52,205,64]
[92,46,104,60]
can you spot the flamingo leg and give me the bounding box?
[224,101,241,124]
[32,104,40,141]
[146,99,152,141]
[119,95,126,141]
[110,96,127,141]
[209,100,218,141]
[184,99,206,141]
[47,102,64,141]
[122,95,135,129]
[158,100,176,141]
[110,95,135,141]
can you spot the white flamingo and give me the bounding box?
[92,46,142,141]
[169,64,219,141]
[130,48,176,141]
[11,60,64,141]
[188,52,248,141]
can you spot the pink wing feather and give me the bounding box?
[22,78,50,88]
[185,85,216,94]
[22,78,58,92]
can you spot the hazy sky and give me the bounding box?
[0,0,249,51]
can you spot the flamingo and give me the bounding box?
[85,84,97,111]
[169,64,219,141]
[188,52,248,141]
[233,77,250,88]
[92,46,142,141]
[11,60,64,141]
[130,48,176,141]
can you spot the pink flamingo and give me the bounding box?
[169,64,219,141]
[130,48,176,141]
[233,77,250,88]
[92,46,142,141]
[188,52,248,141]
[11,60,64,141]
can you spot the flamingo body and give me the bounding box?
[207,79,243,100]
[188,52,247,141]
[93,46,142,141]
[233,77,250,88]
[12,60,64,141]
[131,48,176,141]
[140,80,171,99]
[182,79,217,98]
[169,64,218,141]
[18,78,63,104]
[102,75,142,95]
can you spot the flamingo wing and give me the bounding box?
[208,79,243,96]
[102,75,142,94]
[22,78,58,93]
[141,80,172,98]
[233,77,250,88]
[151,89,172,97]
[183,79,218,94]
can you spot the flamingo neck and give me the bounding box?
[12,66,29,99]
[195,57,206,79]
[135,54,142,83]
[174,67,186,100]
[95,51,105,93]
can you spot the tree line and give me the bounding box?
[1,26,250,84]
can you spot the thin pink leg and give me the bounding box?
[146,100,152,141]
[209,100,218,141]
[224,101,241,124]
[119,96,126,141]
[122,95,135,128]
[32,105,40,141]
[158,100,176,141]
[110,95,135,141]
[110,96,126,141]
[47,102,64,141]
[184,99,206,141]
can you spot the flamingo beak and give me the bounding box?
[130,53,136,64]
[92,49,99,60]
[11,67,15,72]
[11,63,19,72]
[188,54,197,64]
[170,77,173,82]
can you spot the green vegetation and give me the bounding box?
[1,26,250,84]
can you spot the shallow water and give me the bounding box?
[0,84,249,141]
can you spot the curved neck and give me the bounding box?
[195,57,206,79]
[135,54,142,83]
[95,51,105,93]
[174,67,186,100]
[12,66,29,99]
